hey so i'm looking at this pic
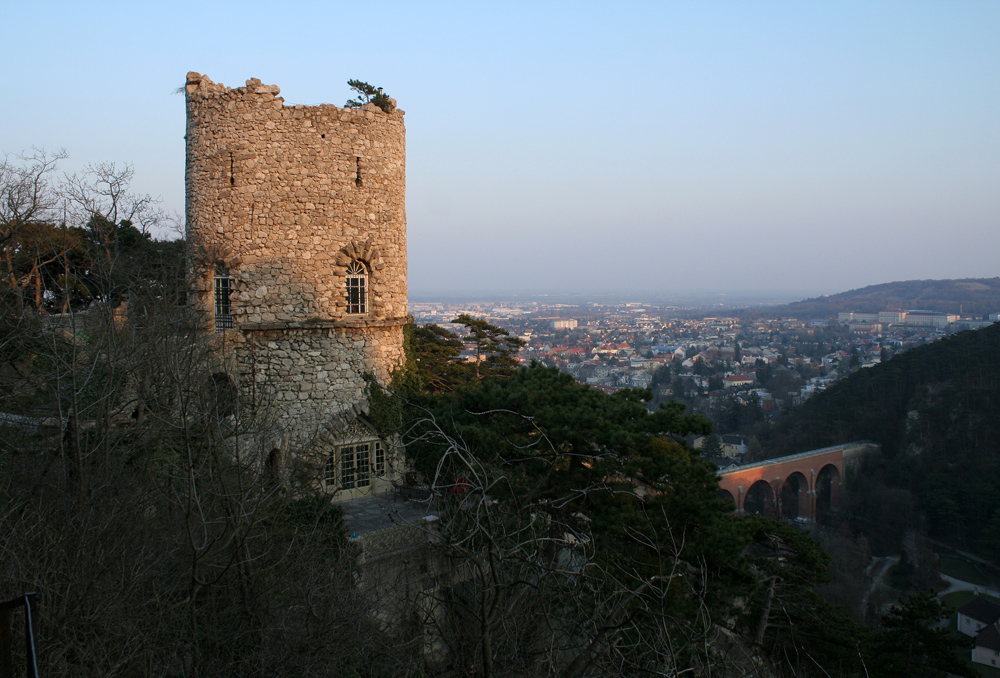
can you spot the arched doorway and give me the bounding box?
[744,480,777,518]
[315,416,392,500]
[815,464,842,523]
[780,471,811,521]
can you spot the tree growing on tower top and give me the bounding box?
[344,80,395,112]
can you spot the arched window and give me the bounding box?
[346,261,367,314]
[214,265,233,331]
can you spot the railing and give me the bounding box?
[0,593,38,678]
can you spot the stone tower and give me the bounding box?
[184,72,409,498]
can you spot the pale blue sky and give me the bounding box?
[4,1,998,299]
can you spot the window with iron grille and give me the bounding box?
[214,265,233,332]
[346,261,367,314]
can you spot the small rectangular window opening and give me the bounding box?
[214,265,233,332]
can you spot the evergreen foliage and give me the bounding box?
[390,316,525,395]
[344,79,396,112]
[870,591,976,677]
[384,355,975,675]
[452,313,526,380]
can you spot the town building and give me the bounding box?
[974,623,1000,668]
[551,319,578,330]
[958,597,1000,637]
[720,435,749,458]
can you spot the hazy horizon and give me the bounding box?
[409,290,805,306]
[4,2,998,299]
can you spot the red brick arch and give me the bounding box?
[717,442,877,521]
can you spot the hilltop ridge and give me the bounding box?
[751,278,1000,318]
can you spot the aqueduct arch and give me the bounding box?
[815,463,842,521]
[744,480,777,519]
[780,471,810,520]
[717,442,877,522]
[718,489,736,509]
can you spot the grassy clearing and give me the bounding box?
[940,555,992,586]
[942,590,977,612]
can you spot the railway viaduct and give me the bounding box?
[717,441,879,521]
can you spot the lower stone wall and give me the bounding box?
[236,323,405,447]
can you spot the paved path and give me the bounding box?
[862,556,897,612]
[937,573,1000,599]
[862,554,1000,617]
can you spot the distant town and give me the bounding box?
[411,300,1000,463]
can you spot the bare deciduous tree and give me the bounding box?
[61,162,164,238]
[0,147,66,246]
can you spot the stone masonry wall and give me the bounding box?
[184,72,406,324]
[245,324,404,445]
[184,73,410,454]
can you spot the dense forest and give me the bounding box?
[0,152,978,676]
[744,278,1000,318]
[761,321,1000,560]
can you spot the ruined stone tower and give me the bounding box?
[184,72,409,498]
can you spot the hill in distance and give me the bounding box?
[747,277,1000,318]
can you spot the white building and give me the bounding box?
[838,312,879,323]
[903,311,958,329]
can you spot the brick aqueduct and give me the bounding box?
[717,442,878,521]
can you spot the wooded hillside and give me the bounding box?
[761,322,1000,559]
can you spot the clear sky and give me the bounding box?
[4,1,998,300]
